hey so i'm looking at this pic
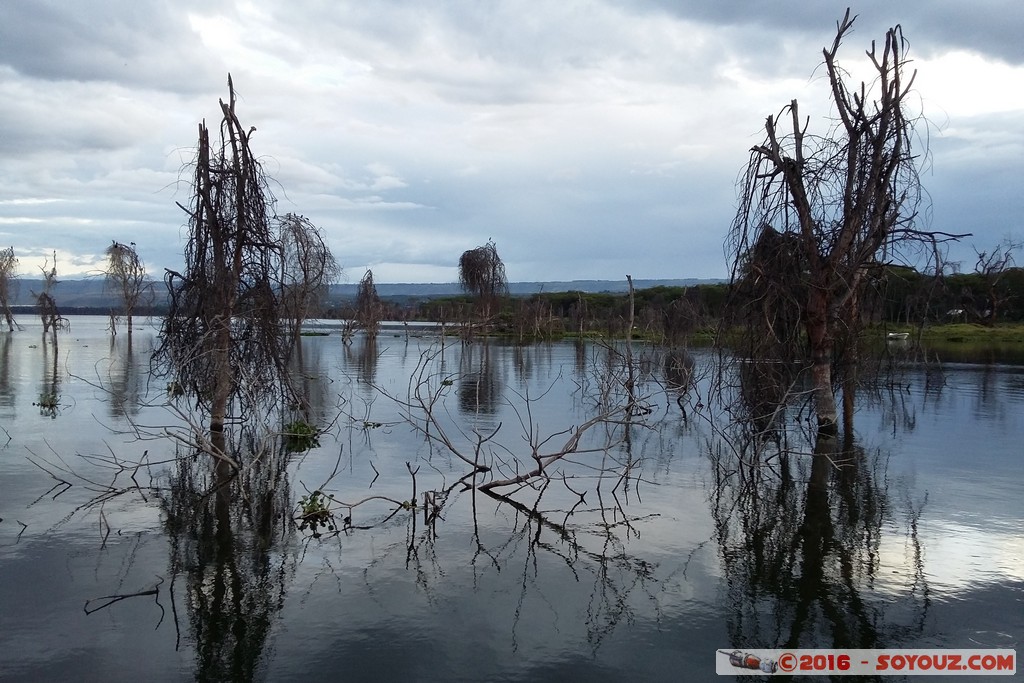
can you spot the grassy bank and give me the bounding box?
[487,322,1024,346]
[888,322,1024,344]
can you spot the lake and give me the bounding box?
[0,317,1021,681]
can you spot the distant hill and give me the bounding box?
[6,277,725,310]
[7,277,115,307]
[329,278,722,299]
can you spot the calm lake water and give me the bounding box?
[0,317,1021,681]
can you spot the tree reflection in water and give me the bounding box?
[343,334,379,389]
[458,341,503,415]
[162,443,294,681]
[105,334,145,419]
[709,361,930,654]
[289,334,335,429]
[36,333,61,418]
[24,333,958,678]
[0,332,13,412]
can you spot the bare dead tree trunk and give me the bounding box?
[203,117,237,443]
[278,213,339,349]
[576,291,586,338]
[806,284,837,433]
[841,283,860,437]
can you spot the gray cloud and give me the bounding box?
[626,0,1024,64]
[0,1,1020,282]
[0,0,227,91]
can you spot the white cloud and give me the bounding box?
[917,51,1024,118]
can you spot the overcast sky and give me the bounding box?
[1,1,1021,283]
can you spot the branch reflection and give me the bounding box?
[458,341,502,415]
[105,334,144,419]
[162,444,294,681]
[711,431,929,652]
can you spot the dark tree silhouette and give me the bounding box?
[458,239,507,318]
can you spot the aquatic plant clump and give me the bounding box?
[297,490,336,536]
[283,420,320,452]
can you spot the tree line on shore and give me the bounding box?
[1,244,1021,342]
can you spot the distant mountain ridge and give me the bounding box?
[332,278,722,298]
[6,277,725,308]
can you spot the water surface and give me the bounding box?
[0,318,1021,681]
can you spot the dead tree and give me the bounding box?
[728,9,966,436]
[459,239,507,319]
[277,213,339,348]
[155,76,297,465]
[354,269,383,338]
[34,252,68,342]
[104,241,149,338]
[0,246,19,332]
[973,238,1020,325]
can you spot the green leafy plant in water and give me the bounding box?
[297,490,336,537]
[284,420,320,452]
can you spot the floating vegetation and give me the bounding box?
[283,420,320,452]
[297,490,335,536]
